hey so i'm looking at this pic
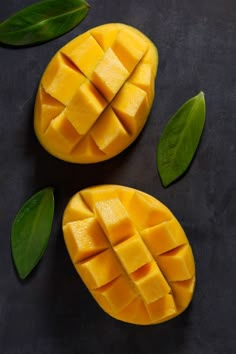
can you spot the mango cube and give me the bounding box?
[44,111,81,154]
[63,35,104,79]
[157,245,195,281]
[34,23,158,163]
[63,185,196,325]
[129,63,155,103]
[92,276,137,314]
[76,249,121,289]
[115,297,151,325]
[35,86,65,132]
[171,277,196,311]
[141,219,187,256]
[61,31,91,55]
[90,107,130,155]
[80,186,119,210]
[114,234,152,273]
[112,82,149,134]
[146,294,177,323]
[71,135,106,163]
[42,53,86,105]
[94,198,135,245]
[126,191,172,229]
[92,48,129,101]
[131,261,170,304]
[90,25,120,51]
[112,28,148,73]
[66,80,107,135]
[63,218,109,263]
[62,193,93,224]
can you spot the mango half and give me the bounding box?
[63,185,196,325]
[34,23,158,163]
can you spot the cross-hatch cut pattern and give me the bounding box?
[34,23,158,163]
[63,185,195,325]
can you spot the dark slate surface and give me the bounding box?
[0,0,236,353]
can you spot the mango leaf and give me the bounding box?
[0,0,90,46]
[11,187,54,279]
[157,92,206,187]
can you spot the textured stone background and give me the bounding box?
[0,0,235,353]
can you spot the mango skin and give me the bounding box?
[62,185,196,325]
[34,23,158,163]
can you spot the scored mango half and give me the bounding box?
[63,185,196,325]
[34,23,158,163]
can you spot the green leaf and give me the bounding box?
[0,0,90,46]
[11,187,54,279]
[157,91,206,187]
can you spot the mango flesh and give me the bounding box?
[63,185,195,325]
[34,23,158,163]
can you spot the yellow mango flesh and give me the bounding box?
[63,185,196,325]
[34,23,158,163]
